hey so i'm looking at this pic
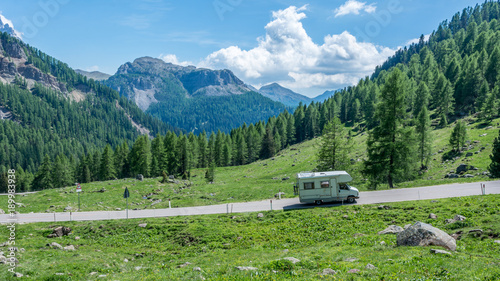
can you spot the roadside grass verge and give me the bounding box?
[0,194,499,280]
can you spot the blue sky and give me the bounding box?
[0,0,484,97]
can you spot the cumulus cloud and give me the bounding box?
[0,13,22,39]
[334,0,376,17]
[405,34,431,46]
[159,54,193,66]
[201,5,395,95]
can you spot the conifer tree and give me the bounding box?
[129,135,151,177]
[260,128,276,160]
[99,145,116,181]
[415,106,433,169]
[449,120,467,152]
[316,117,352,171]
[32,154,53,190]
[364,69,417,189]
[488,129,500,178]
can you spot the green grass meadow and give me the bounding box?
[1,194,499,280]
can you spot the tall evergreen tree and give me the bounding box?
[32,154,53,190]
[316,117,352,171]
[364,69,417,188]
[129,135,151,177]
[260,128,276,160]
[99,145,116,181]
[415,106,433,169]
[449,120,467,152]
[488,129,500,178]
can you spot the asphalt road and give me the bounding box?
[1,181,499,224]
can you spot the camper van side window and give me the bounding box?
[304,182,314,189]
[320,181,329,188]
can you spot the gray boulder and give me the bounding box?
[396,221,456,251]
[235,266,258,271]
[428,213,437,219]
[378,225,403,235]
[430,249,452,255]
[283,257,300,264]
[456,164,474,174]
[47,226,72,238]
[321,268,337,275]
[136,174,144,181]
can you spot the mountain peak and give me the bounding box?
[259,83,311,107]
[0,14,22,40]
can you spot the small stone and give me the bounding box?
[365,264,376,270]
[64,245,76,251]
[235,266,258,271]
[138,223,147,228]
[75,236,80,240]
[343,215,349,219]
[98,275,107,278]
[90,272,98,275]
[380,241,386,245]
[429,213,438,219]
[135,266,142,270]
[430,249,452,255]
[124,258,129,262]
[283,257,300,264]
[115,208,121,211]
[453,215,466,221]
[193,267,202,271]
[348,269,360,274]
[345,258,358,262]
[321,268,337,275]
[257,213,264,218]
[55,273,64,276]
[14,272,23,277]
[177,262,192,268]
[49,242,63,250]
[64,206,72,212]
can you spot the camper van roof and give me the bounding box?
[297,171,350,179]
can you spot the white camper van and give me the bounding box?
[293,171,359,205]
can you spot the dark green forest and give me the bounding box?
[1,1,500,192]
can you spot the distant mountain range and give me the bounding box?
[75,69,111,81]
[105,57,287,133]
[313,90,338,102]
[258,83,312,107]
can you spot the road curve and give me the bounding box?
[1,181,499,224]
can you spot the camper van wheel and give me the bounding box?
[315,200,322,205]
[347,197,355,204]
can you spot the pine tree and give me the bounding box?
[129,135,151,177]
[449,120,467,152]
[364,69,417,189]
[415,106,433,169]
[99,145,116,181]
[488,129,500,178]
[316,117,352,171]
[205,162,215,182]
[260,128,276,160]
[32,154,53,190]
[52,154,73,188]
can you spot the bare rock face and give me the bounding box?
[396,221,456,251]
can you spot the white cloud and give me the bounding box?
[334,0,377,17]
[159,54,193,66]
[0,12,22,39]
[405,34,431,46]
[201,5,395,96]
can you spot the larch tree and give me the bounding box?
[488,129,500,178]
[364,68,417,189]
[316,117,352,172]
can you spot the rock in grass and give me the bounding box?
[49,242,63,250]
[138,223,147,228]
[235,266,258,271]
[193,267,202,271]
[428,213,437,219]
[177,262,191,268]
[454,215,466,221]
[0,209,4,214]
[14,272,23,277]
[348,269,360,273]
[378,225,404,235]
[47,226,72,238]
[283,257,300,264]
[321,268,337,275]
[64,206,72,212]
[64,245,75,251]
[257,213,264,218]
[397,221,456,251]
[494,240,500,244]
[345,258,358,262]
[430,249,452,255]
[365,264,376,270]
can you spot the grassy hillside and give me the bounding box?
[1,194,499,280]
[2,116,497,213]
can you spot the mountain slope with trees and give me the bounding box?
[0,32,172,186]
[105,57,288,133]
